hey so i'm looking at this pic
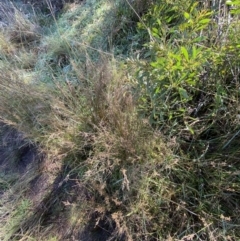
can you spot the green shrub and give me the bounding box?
[133,0,240,239]
[136,0,240,138]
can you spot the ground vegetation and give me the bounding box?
[1,0,240,240]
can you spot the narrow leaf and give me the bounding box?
[192,46,197,59]
[179,87,189,100]
[184,12,190,19]
[181,47,189,61]
[199,19,211,24]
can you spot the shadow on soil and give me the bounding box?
[0,122,118,240]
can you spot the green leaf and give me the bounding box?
[152,27,158,34]
[179,87,189,100]
[227,0,240,5]
[184,12,190,19]
[155,86,160,94]
[186,124,195,135]
[193,36,206,43]
[144,51,151,58]
[152,27,160,38]
[190,2,199,13]
[192,46,197,59]
[226,0,233,5]
[199,19,211,24]
[181,47,189,61]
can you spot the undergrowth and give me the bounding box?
[0,0,240,240]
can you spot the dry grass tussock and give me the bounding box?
[0,1,41,44]
[0,51,177,240]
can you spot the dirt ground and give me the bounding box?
[0,123,114,240]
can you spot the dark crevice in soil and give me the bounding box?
[0,124,120,240]
[78,213,115,241]
[0,123,116,240]
[19,162,120,240]
[0,122,42,174]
